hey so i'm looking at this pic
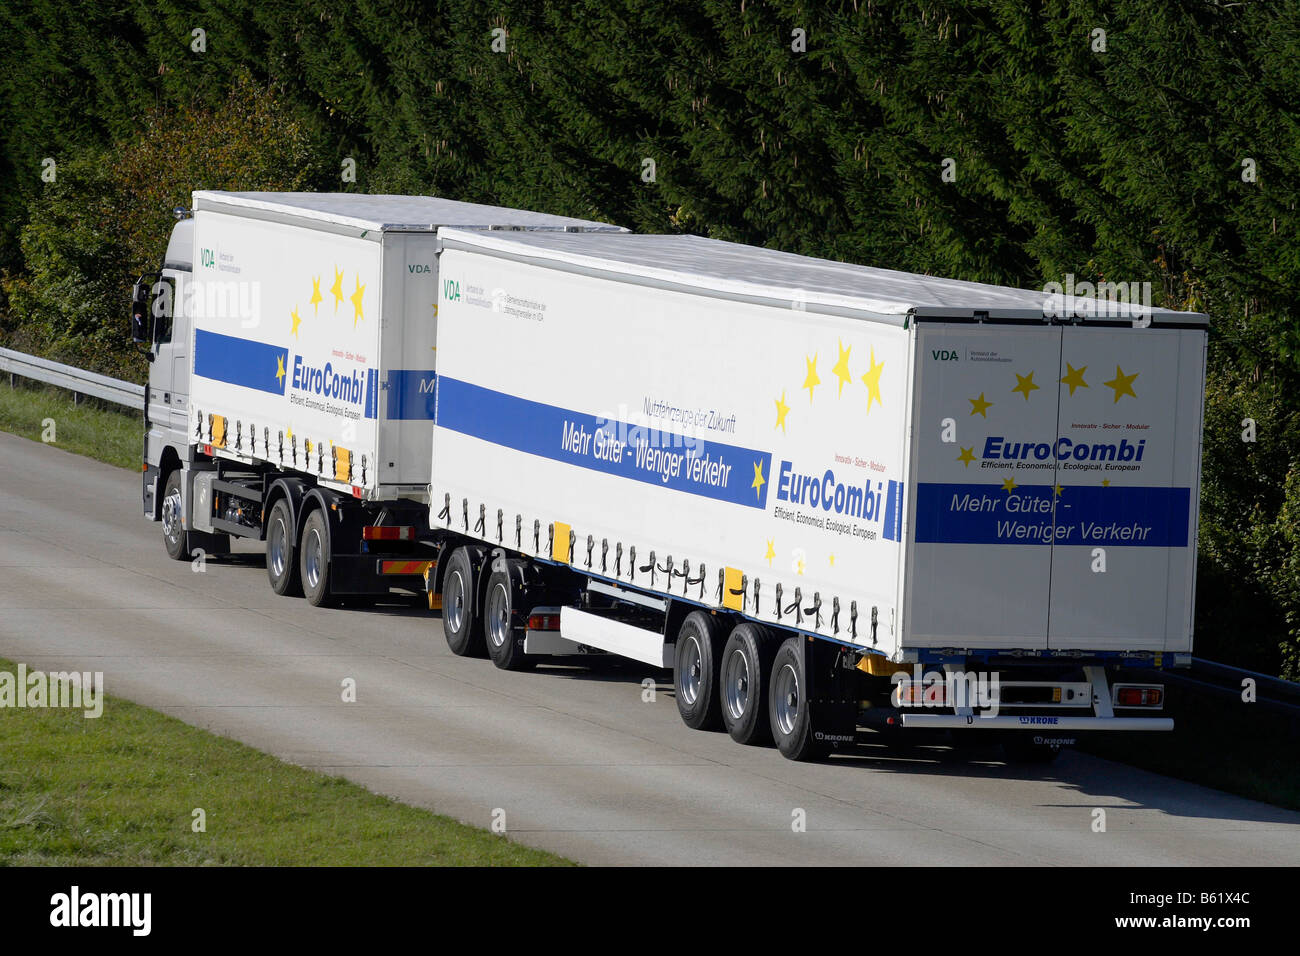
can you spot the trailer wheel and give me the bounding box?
[769,637,826,761]
[441,547,486,657]
[299,509,336,608]
[266,498,302,597]
[720,624,777,746]
[484,564,537,671]
[161,470,187,561]
[674,611,725,730]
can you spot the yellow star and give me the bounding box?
[774,391,791,432]
[828,553,836,567]
[1012,371,1040,401]
[286,426,294,442]
[350,276,366,327]
[861,347,885,413]
[290,305,302,338]
[1103,365,1139,403]
[1054,483,1064,497]
[310,276,323,315]
[796,556,806,576]
[831,340,853,396]
[329,266,344,311]
[764,539,775,566]
[1001,476,1018,493]
[752,461,766,499]
[969,392,993,417]
[803,354,820,402]
[275,354,286,387]
[957,446,976,467]
[1060,362,1089,396]
[1102,479,1111,487]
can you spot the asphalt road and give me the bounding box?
[1,431,1298,865]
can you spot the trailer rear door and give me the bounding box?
[905,324,1063,649]
[904,322,1204,654]
[1046,327,1204,651]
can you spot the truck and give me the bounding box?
[132,192,623,605]
[134,194,1208,763]
[419,228,1207,761]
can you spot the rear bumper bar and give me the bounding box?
[897,715,1173,731]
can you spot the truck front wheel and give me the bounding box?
[441,547,486,657]
[769,637,826,761]
[674,611,725,730]
[299,509,335,608]
[161,470,187,561]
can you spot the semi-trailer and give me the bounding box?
[419,228,1207,761]
[134,193,1208,762]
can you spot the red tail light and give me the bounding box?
[527,613,561,631]
[1116,687,1163,707]
[363,525,414,541]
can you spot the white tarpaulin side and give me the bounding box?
[430,237,913,655]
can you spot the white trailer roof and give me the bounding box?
[192,191,625,234]
[437,228,1207,327]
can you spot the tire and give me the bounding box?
[483,564,537,671]
[769,636,826,761]
[720,623,777,745]
[1002,736,1063,764]
[298,509,335,608]
[266,498,302,597]
[160,469,188,561]
[441,547,486,657]
[674,611,726,730]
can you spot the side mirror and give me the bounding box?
[130,273,157,345]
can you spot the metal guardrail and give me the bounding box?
[1134,658,1300,730]
[0,346,144,411]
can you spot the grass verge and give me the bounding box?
[0,379,141,469]
[0,658,573,865]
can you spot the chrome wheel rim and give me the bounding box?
[773,662,801,737]
[161,487,182,544]
[679,635,702,707]
[445,569,466,633]
[723,646,751,721]
[269,516,287,578]
[486,582,509,649]
[304,528,323,590]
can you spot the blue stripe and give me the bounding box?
[437,377,772,509]
[914,482,1190,547]
[883,479,902,540]
[386,369,437,420]
[365,369,379,420]
[193,329,287,396]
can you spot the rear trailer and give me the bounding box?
[169,192,622,604]
[425,228,1208,761]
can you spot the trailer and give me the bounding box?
[421,228,1208,761]
[133,192,622,605]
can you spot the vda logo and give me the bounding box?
[408,263,431,274]
[442,278,460,301]
[931,349,959,361]
[201,248,215,268]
